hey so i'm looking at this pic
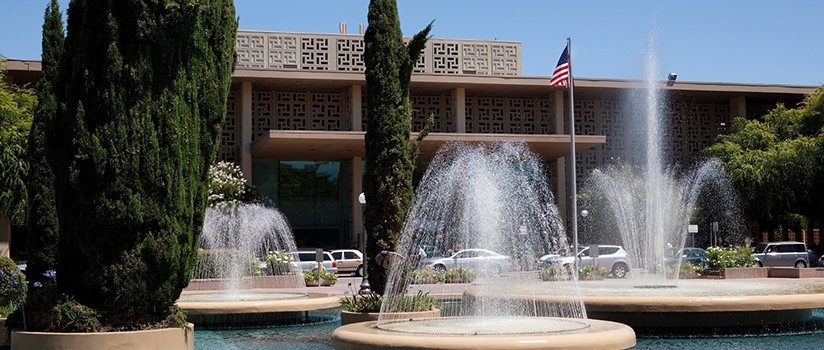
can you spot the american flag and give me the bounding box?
[550,45,572,87]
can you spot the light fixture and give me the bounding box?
[666,72,678,86]
[581,209,589,218]
[358,192,366,205]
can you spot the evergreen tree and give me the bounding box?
[48,0,237,327]
[363,0,431,294]
[26,0,63,290]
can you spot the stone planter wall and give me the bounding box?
[721,267,768,279]
[340,308,440,326]
[184,275,303,291]
[11,323,194,350]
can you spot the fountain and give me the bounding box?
[176,203,340,326]
[333,142,636,349]
[479,35,824,331]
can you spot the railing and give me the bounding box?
[235,30,521,76]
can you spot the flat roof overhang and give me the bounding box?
[251,130,606,162]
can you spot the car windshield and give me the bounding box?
[755,243,768,254]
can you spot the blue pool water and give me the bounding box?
[195,309,824,350]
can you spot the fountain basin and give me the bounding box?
[465,278,824,329]
[341,309,441,326]
[333,317,635,350]
[177,291,340,326]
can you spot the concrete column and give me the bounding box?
[0,215,9,257]
[730,96,747,119]
[240,81,253,182]
[351,157,364,248]
[553,90,567,225]
[452,87,466,133]
[350,85,362,131]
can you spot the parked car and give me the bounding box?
[538,245,630,278]
[807,249,821,267]
[818,255,824,268]
[292,250,338,274]
[678,247,708,265]
[752,242,808,268]
[330,249,364,276]
[423,249,511,274]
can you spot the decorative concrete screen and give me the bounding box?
[235,30,521,76]
[464,96,556,134]
[219,91,239,163]
[571,99,731,179]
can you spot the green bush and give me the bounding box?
[194,249,260,279]
[52,299,100,333]
[577,265,610,279]
[341,289,437,313]
[208,161,247,208]
[304,268,337,285]
[265,250,295,276]
[706,246,757,273]
[538,265,573,281]
[0,256,26,317]
[45,0,237,328]
[409,267,476,284]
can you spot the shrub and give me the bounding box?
[577,265,610,279]
[0,256,26,317]
[208,161,247,208]
[46,0,237,328]
[194,249,260,279]
[409,267,439,284]
[444,267,477,283]
[52,299,100,333]
[265,250,295,276]
[304,267,338,285]
[340,288,437,313]
[706,246,757,273]
[538,265,573,281]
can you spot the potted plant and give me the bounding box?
[11,1,237,349]
[339,288,440,325]
[304,269,322,287]
[320,270,339,286]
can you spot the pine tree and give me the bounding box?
[26,0,63,291]
[363,0,431,294]
[48,0,237,326]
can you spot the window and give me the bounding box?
[600,247,620,255]
[332,252,343,260]
[324,253,334,261]
[456,251,476,258]
[344,251,359,260]
[298,253,315,262]
[777,244,804,253]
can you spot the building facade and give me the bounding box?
[5,27,816,253]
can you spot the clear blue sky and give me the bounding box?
[1,0,822,85]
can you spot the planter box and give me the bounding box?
[721,267,768,279]
[184,275,302,291]
[11,323,194,350]
[769,267,824,278]
[340,309,440,326]
[320,279,337,286]
[305,280,320,287]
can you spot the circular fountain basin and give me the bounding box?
[465,278,824,329]
[333,317,635,350]
[177,291,341,326]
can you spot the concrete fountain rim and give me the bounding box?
[374,316,590,336]
[332,317,636,350]
[176,292,341,315]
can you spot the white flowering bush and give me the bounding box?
[266,250,295,276]
[208,161,247,208]
[706,246,757,273]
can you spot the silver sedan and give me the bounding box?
[423,249,511,274]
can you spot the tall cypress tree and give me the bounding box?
[48,0,237,326]
[363,0,431,294]
[26,0,63,291]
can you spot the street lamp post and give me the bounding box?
[357,192,371,294]
[579,210,588,266]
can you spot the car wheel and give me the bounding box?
[795,261,807,268]
[756,261,763,268]
[611,263,628,278]
[433,264,447,272]
[356,265,364,277]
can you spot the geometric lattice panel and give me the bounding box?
[218,91,239,163]
[412,95,451,132]
[275,91,349,131]
[252,91,273,139]
[465,96,554,134]
[236,31,521,77]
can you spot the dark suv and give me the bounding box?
[752,242,809,268]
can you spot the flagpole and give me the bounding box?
[566,37,579,271]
